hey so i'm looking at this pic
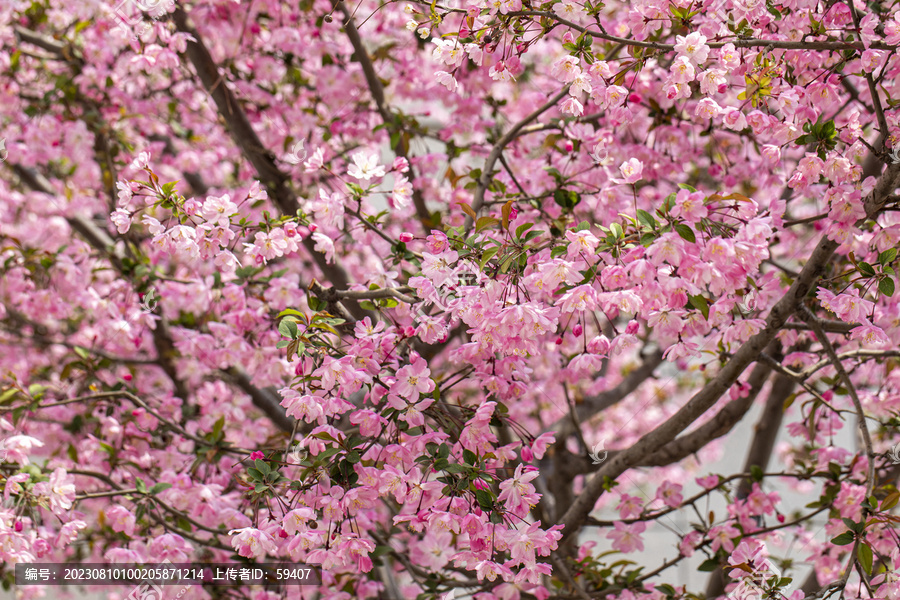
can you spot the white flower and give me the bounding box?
[674,32,710,64]
[347,152,386,181]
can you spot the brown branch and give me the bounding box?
[705,364,797,599]
[224,366,295,433]
[640,356,774,468]
[799,305,875,498]
[505,12,896,52]
[467,85,571,229]
[336,2,433,228]
[545,350,663,440]
[554,157,900,543]
[170,7,369,321]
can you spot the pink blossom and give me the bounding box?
[674,32,710,64]
[670,56,696,83]
[230,527,278,558]
[614,158,643,184]
[607,521,646,553]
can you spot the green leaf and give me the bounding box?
[879,277,895,297]
[689,295,710,320]
[674,223,696,243]
[842,518,862,533]
[677,183,697,192]
[858,542,873,574]
[211,416,226,441]
[515,223,535,238]
[655,584,676,597]
[278,318,299,338]
[750,464,764,482]
[830,531,855,546]
[636,209,657,229]
[697,558,719,572]
[858,262,877,277]
[149,482,172,495]
[247,468,264,480]
[475,489,494,511]
[881,490,900,511]
[553,190,581,209]
[878,248,897,265]
[574,220,591,232]
[475,216,500,233]
[479,246,500,268]
[135,478,147,494]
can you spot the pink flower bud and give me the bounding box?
[625,320,639,335]
[123,373,133,381]
[309,223,318,232]
[393,157,410,173]
[572,324,583,337]
[587,335,610,355]
[14,521,23,532]
[521,446,534,462]
[628,93,642,104]
[555,337,563,345]
[249,451,265,461]
[509,207,518,220]
[279,528,289,538]
[562,31,576,45]
[399,232,414,243]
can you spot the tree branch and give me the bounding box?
[467,85,571,229]
[336,2,433,227]
[171,7,370,320]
